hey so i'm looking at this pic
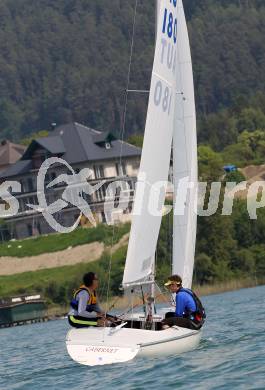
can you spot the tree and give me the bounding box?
[197,213,237,266]
[20,130,49,146]
[231,248,256,274]
[224,170,246,184]
[198,145,223,181]
[0,0,264,144]
[194,253,215,285]
[127,134,143,148]
[237,108,265,133]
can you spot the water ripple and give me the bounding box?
[1,285,264,390]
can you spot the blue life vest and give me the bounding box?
[176,288,206,323]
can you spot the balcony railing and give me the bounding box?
[2,176,137,220]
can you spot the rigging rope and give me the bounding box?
[105,0,139,321]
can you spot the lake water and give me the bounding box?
[1,285,264,390]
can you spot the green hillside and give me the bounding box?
[0,0,264,147]
[1,205,265,305]
[0,223,129,258]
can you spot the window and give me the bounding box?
[36,222,41,234]
[27,178,34,192]
[84,193,92,204]
[105,142,111,149]
[27,224,32,236]
[116,162,127,177]
[96,184,106,202]
[101,211,106,223]
[94,165,105,179]
[20,180,25,193]
[19,199,25,212]
[32,153,46,169]
[128,180,135,190]
[45,172,57,188]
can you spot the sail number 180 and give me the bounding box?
[154,81,172,115]
[162,8,177,44]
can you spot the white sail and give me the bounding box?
[172,0,197,288]
[123,1,179,287]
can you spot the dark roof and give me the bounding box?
[0,122,141,179]
[22,136,66,159]
[51,122,141,164]
[93,131,117,145]
[0,160,32,178]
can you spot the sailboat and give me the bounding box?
[66,0,200,366]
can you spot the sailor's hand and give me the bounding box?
[97,317,111,327]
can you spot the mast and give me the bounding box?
[148,0,161,315]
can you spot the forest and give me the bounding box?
[0,0,264,148]
[0,0,264,296]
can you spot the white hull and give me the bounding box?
[139,328,201,357]
[66,326,202,366]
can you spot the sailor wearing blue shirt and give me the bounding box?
[162,275,205,330]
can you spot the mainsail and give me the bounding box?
[122,1,179,286]
[172,0,197,288]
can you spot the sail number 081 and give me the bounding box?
[154,81,172,115]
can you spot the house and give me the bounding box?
[0,140,26,175]
[0,123,141,239]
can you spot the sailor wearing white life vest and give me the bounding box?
[162,275,206,330]
[68,272,108,328]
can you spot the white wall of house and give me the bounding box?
[125,158,140,177]
[103,163,116,178]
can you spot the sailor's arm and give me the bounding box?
[77,291,99,318]
[175,293,185,317]
[89,303,104,314]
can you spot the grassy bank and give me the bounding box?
[0,245,128,301]
[0,223,130,258]
[194,278,264,297]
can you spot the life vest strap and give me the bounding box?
[73,285,97,305]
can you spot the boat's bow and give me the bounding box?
[66,325,202,366]
[66,327,140,366]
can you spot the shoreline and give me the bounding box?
[193,277,264,297]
